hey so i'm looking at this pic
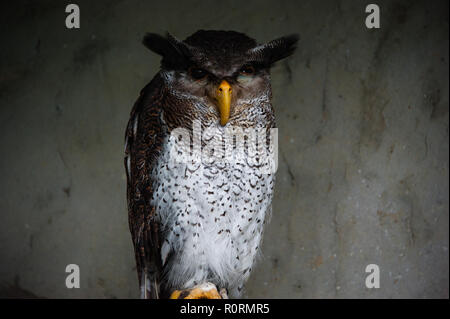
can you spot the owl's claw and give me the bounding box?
[219,288,229,299]
[170,282,228,299]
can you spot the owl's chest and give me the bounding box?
[151,133,274,251]
[151,134,274,222]
[150,133,275,287]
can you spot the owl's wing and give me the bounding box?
[125,73,166,299]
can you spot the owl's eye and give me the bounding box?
[189,67,208,80]
[239,65,255,75]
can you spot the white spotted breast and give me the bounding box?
[150,130,275,296]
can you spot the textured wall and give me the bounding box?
[0,0,448,298]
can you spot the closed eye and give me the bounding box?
[239,65,255,75]
[188,67,209,80]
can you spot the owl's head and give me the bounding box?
[143,30,298,126]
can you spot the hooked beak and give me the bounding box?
[216,80,232,126]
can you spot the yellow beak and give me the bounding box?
[216,80,232,126]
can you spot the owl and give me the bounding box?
[124,30,297,299]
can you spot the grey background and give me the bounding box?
[0,0,448,298]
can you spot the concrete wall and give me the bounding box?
[0,0,448,298]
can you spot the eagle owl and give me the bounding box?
[125,30,297,299]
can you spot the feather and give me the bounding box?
[143,32,192,69]
[247,34,299,66]
[125,73,166,298]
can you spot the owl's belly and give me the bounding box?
[150,135,275,294]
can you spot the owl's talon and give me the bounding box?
[170,282,224,299]
[219,288,229,299]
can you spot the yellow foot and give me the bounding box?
[170,282,228,299]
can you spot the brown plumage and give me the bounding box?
[125,74,166,298]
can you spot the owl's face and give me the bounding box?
[143,30,298,127]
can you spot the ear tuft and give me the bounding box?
[142,33,171,56]
[249,34,299,66]
[142,32,190,69]
[266,34,299,63]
